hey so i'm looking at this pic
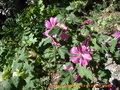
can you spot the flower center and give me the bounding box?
[78,52,82,58]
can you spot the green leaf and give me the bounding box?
[2,77,26,90]
[49,26,62,36]
[103,79,108,83]
[39,38,52,47]
[12,61,22,72]
[66,6,75,11]
[61,76,71,85]
[43,38,52,46]
[56,14,63,22]
[11,77,20,88]
[58,47,68,59]
[77,66,93,80]
[91,38,100,50]
[66,13,81,24]
[2,79,13,90]
[109,39,117,53]
[98,70,106,77]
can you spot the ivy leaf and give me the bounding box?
[24,77,34,89]
[11,77,21,88]
[2,77,26,90]
[2,79,13,90]
[12,61,23,72]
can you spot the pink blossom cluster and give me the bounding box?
[43,17,69,46]
[62,44,93,82]
[69,45,93,66]
[43,17,94,83]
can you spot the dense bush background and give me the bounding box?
[0,0,120,90]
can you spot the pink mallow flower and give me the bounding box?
[43,17,60,38]
[43,17,68,38]
[113,31,120,39]
[63,65,74,70]
[43,17,69,46]
[69,45,93,66]
[45,17,60,29]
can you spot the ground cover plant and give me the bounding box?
[0,0,120,90]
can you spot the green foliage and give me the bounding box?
[0,0,120,89]
[1,76,26,90]
[77,66,93,80]
[58,46,68,59]
[49,26,62,36]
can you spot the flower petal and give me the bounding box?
[77,45,86,53]
[70,46,79,54]
[60,33,69,40]
[52,35,57,38]
[56,23,60,27]
[45,20,52,29]
[60,24,68,31]
[88,48,94,52]
[63,65,74,70]
[79,58,88,66]
[70,56,79,64]
[113,31,120,39]
[50,17,57,26]
[80,45,87,52]
[51,40,61,46]
[43,30,51,37]
[82,53,92,60]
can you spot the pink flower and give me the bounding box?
[45,17,60,29]
[60,24,68,31]
[51,40,61,46]
[113,31,120,39]
[75,74,82,82]
[43,17,69,46]
[69,45,93,66]
[43,30,57,38]
[44,17,68,31]
[63,65,74,70]
[43,17,60,38]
